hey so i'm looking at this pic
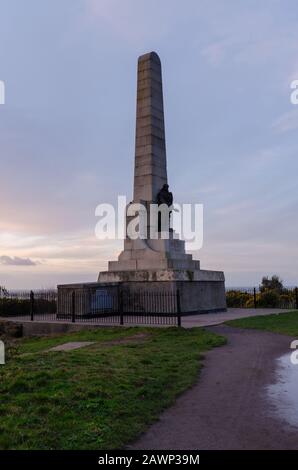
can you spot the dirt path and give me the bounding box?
[130,325,298,450]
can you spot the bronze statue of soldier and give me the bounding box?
[156,184,173,232]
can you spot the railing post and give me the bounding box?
[71,291,76,323]
[30,290,34,321]
[295,287,298,310]
[119,289,124,326]
[253,287,257,309]
[176,290,181,327]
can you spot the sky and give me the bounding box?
[0,0,298,289]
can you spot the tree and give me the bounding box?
[260,275,284,294]
[0,286,8,298]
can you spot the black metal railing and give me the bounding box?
[0,288,181,326]
[0,290,57,319]
[226,287,298,309]
[2,286,296,324]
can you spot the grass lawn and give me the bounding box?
[0,326,225,450]
[226,310,298,336]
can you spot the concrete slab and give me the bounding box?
[47,341,96,352]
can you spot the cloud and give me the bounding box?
[0,229,122,275]
[0,256,37,266]
[201,38,235,67]
[272,109,298,133]
[199,4,298,70]
[85,0,172,42]
[214,201,253,217]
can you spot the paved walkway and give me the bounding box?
[181,308,291,328]
[130,325,298,450]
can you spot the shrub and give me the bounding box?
[0,298,56,317]
[257,290,280,308]
[226,290,253,308]
[0,298,31,317]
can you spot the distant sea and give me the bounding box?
[226,286,296,292]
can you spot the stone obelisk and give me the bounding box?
[91,51,225,311]
[133,52,167,203]
[99,51,203,280]
[60,51,226,315]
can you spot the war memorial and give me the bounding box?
[58,52,226,314]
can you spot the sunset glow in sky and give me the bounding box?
[1,0,298,288]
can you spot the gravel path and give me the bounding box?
[131,325,298,450]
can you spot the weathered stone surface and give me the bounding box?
[98,269,224,283]
[98,51,210,278]
[0,320,23,338]
[133,52,167,203]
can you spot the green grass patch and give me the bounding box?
[226,310,298,336]
[0,326,225,450]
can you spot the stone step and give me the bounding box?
[118,249,192,262]
[109,257,200,272]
